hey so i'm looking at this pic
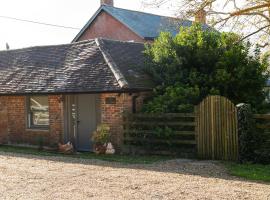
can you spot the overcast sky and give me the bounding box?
[0,0,175,50]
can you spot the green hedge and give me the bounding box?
[237,103,270,164]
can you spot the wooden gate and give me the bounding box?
[197,95,238,161]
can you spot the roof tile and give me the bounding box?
[0,39,153,95]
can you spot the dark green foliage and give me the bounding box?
[255,141,270,164]
[254,126,270,164]
[236,104,258,163]
[143,84,199,113]
[153,126,174,139]
[237,103,270,164]
[143,24,269,113]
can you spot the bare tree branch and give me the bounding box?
[143,0,270,49]
[238,25,270,42]
[231,3,270,16]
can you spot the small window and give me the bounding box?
[132,96,138,113]
[27,96,49,129]
[105,97,116,104]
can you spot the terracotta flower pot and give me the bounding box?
[94,143,106,154]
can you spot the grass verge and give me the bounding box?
[226,162,270,182]
[0,145,173,164]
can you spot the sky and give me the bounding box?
[0,0,175,50]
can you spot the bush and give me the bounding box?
[91,124,110,145]
[237,103,270,164]
[237,103,258,162]
[254,129,270,164]
[143,24,269,113]
[142,84,199,113]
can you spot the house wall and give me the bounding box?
[0,97,8,144]
[0,95,64,147]
[77,11,145,43]
[100,92,149,151]
[0,92,149,152]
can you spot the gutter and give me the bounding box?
[0,88,153,97]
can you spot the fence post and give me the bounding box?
[194,105,198,153]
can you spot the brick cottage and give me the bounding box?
[0,39,152,151]
[72,0,207,43]
[0,0,207,151]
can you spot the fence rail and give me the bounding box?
[122,96,270,160]
[123,113,196,147]
[126,113,196,118]
[253,114,270,129]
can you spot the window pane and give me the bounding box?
[30,96,49,126]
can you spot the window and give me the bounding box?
[132,96,138,113]
[27,96,49,129]
[105,97,116,104]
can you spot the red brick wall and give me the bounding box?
[100,92,149,150]
[48,96,64,146]
[77,11,145,42]
[0,92,149,151]
[0,97,8,144]
[0,95,64,147]
[7,96,26,143]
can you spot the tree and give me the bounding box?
[143,24,269,113]
[143,0,270,48]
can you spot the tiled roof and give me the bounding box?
[73,5,209,42]
[0,38,153,95]
[99,39,154,89]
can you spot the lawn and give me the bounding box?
[226,163,270,182]
[0,145,173,164]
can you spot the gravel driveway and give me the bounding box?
[0,152,269,200]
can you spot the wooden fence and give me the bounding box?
[254,114,270,129]
[123,113,196,154]
[196,96,238,161]
[253,114,270,141]
[123,95,241,160]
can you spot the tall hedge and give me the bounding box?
[237,103,270,164]
[237,103,258,163]
[143,24,269,113]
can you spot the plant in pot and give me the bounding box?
[91,124,110,154]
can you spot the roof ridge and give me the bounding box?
[72,5,194,42]
[102,5,181,20]
[0,39,95,53]
[95,38,129,89]
[98,37,145,45]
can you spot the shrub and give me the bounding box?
[237,103,270,164]
[91,124,110,145]
[237,103,258,163]
[143,24,269,113]
[254,128,270,164]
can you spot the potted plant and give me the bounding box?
[91,124,110,154]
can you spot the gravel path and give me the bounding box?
[0,152,269,200]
